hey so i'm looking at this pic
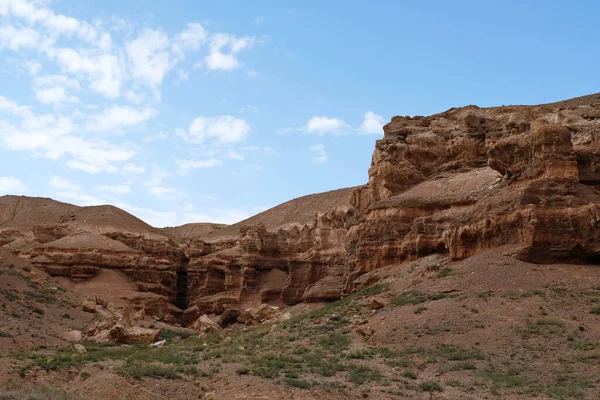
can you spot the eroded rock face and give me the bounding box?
[2,94,600,323]
[347,99,600,281]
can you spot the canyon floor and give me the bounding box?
[2,246,600,400]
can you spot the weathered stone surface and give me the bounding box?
[346,100,600,282]
[218,308,241,327]
[191,314,221,333]
[2,93,600,323]
[238,304,281,325]
[62,330,83,343]
[82,299,97,313]
[303,276,344,302]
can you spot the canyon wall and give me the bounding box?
[2,94,600,324]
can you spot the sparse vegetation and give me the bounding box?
[0,386,75,400]
[419,381,444,392]
[392,290,447,306]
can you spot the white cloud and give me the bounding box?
[310,144,327,164]
[86,105,155,132]
[0,25,40,50]
[0,176,26,194]
[227,151,244,161]
[305,116,350,135]
[148,186,183,200]
[66,159,117,173]
[203,33,255,71]
[176,69,189,81]
[123,163,145,174]
[1,0,101,44]
[142,131,168,142]
[184,208,251,225]
[97,184,131,195]
[48,176,80,191]
[0,96,137,173]
[183,115,250,144]
[124,90,145,104]
[359,111,385,135]
[50,47,124,98]
[126,28,170,87]
[25,60,42,75]
[55,191,104,206]
[114,201,178,227]
[176,158,221,175]
[281,112,384,136]
[33,74,80,105]
[253,16,266,25]
[172,23,206,55]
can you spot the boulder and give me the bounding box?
[191,314,221,334]
[82,299,97,313]
[303,276,344,302]
[218,308,241,328]
[109,324,161,344]
[62,330,83,343]
[74,344,87,354]
[238,304,281,325]
[369,297,386,310]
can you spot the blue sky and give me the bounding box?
[0,0,598,226]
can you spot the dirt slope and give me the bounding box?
[2,246,600,399]
[0,248,89,354]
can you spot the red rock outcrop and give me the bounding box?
[2,94,599,324]
[347,96,600,284]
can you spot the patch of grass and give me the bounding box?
[425,262,443,272]
[236,366,250,375]
[568,339,598,351]
[0,289,20,301]
[79,371,90,379]
[60,314,72,319]
[283,377,314,389]
[419,381,444,392]
[354,282,391,298]
[118,363,183,380]
[392,291,447,306]
[249,353,303,379]
[0,386,75,400]
[483,369,523,394]
[443,361,477,372]
[158,329,194,341]
[545,373,591,399]
[414,306,427,314]
[24,290,55,304]
[590,307,600,315]
[402,369,417,379]
[433,345,485,361]
[0,331,12,338]
[437,267,455,278]
[386,358,413,368]
[347,365,382,385]
[523,319,566,337]
[318,333,350,352]
[32,307,45,315]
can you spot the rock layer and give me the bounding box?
[2,94,600,323]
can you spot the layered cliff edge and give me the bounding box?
[2,93,599,324]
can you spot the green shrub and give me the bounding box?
[420,381,444,392]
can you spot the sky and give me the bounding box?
[0,0,598,227]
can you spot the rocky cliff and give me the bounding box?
[347,94,600,282]
[2,93,599,325]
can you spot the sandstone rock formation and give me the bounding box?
[347,95,600,283]
[2,93,600,324]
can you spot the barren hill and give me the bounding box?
[0,195,155,233]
